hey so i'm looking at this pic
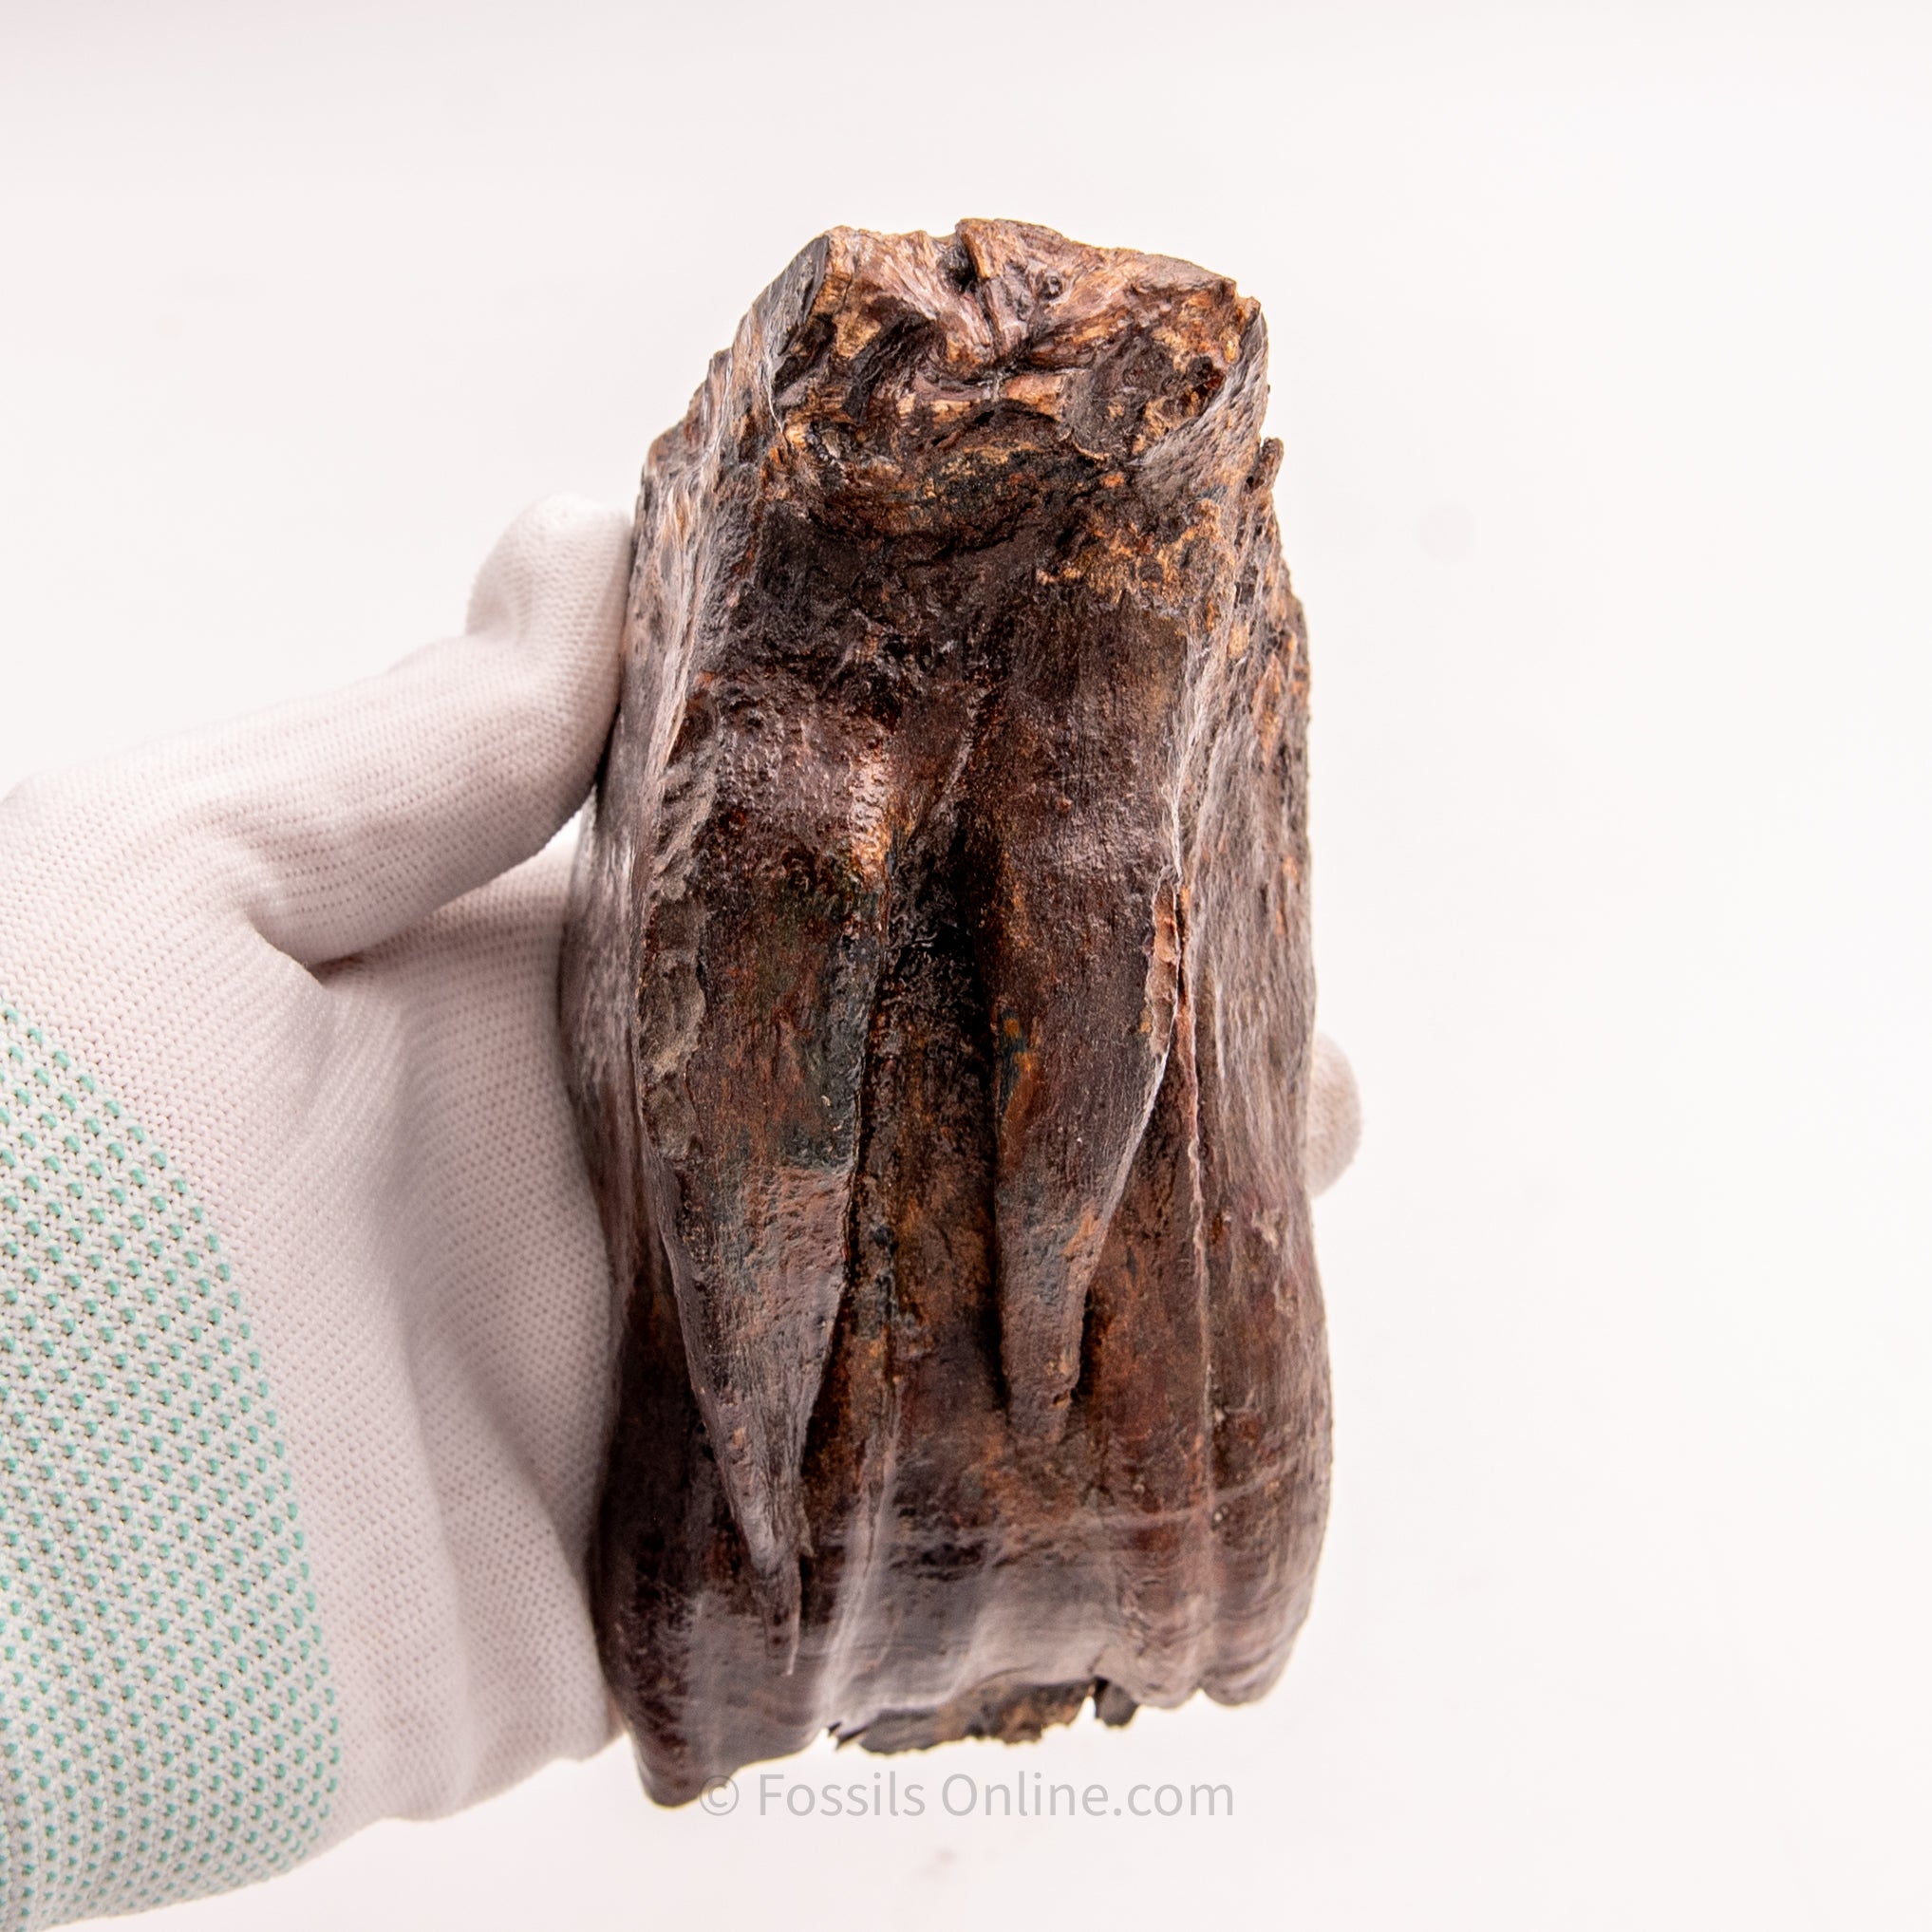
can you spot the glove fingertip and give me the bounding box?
[1306,1032,1362,1196]
[465,495,634,650]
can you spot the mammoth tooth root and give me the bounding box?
[563,216,1333,1806]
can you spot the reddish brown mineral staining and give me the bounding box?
[561,218,1330,1805]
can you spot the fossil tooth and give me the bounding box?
[563,218,1333,1804]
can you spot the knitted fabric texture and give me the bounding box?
[0,1002,335,1927]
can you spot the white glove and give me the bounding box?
[0,496,1360,1927]
[0,497,634,1926]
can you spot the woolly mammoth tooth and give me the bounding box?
[565,217,1336,1806]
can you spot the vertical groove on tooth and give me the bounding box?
[634,685,894,1672]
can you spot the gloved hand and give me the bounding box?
[0,497,1360,1927]
[0,497,634,1926]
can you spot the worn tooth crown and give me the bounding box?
[562,218,1330,1805]
[708,219,1265,541]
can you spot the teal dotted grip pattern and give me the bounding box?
[0,1002,336,1927]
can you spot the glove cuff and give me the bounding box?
[1,1000,339,1926]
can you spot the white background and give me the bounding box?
[4,3,1928,1926]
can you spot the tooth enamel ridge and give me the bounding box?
[561,218,1331,1805]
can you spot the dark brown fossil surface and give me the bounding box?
[561,218,1330,1806]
